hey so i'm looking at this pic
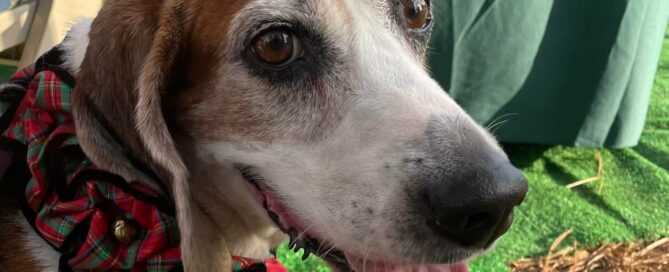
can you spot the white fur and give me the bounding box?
[13,213,60,272]
[61,19,92,75]
[188,161,286,258]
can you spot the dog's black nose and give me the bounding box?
[425,161,528,248]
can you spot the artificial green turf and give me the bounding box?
[0,27,666,272]
[467,26,669,272]
[0,65,15,82]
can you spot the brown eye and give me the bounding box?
[253,29,303,66]
[404,0,430,29]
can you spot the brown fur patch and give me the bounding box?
[73,0,251,270]
[0,172,44,271]
[73,0,167,187]
[74,0,254,182]
[185,0,250,86]
[168,0,267,141]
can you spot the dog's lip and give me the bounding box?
[345,256,469,272]
[238,167,469,272]
[244,179,338,261]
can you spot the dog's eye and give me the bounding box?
[404,0,431,29]
[253,28,303,67]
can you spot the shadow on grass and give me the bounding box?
[634,142,669,171]
[501,143,550,169]
[542,158,650,238]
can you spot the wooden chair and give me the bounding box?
[0,0,102,68]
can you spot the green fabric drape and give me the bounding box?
[429,0,669,148]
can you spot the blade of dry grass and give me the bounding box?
[543,229,574,272]
[566,151,606,192]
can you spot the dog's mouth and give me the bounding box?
[237,166,469,272]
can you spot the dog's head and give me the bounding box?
[71,0,528,271]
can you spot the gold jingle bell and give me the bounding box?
[113,219,139,244]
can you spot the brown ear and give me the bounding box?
[72,0,231,270]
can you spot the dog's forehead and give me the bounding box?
[241,0,387,13]
[235,0,392,29]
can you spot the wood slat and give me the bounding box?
[0,2,37,51]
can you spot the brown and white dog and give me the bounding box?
[0,0,528,271]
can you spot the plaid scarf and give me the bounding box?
[0,47,287,272]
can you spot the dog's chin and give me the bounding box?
[238,167,469,272]
[344,257,469,272]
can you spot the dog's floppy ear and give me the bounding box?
[72,0,231,270]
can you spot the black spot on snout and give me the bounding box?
[403,157,426,164]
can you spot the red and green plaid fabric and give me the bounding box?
[0,49,287,272]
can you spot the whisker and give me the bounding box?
[295,225,313,242]
[419,253,427,272]
[486,113,517,130]
[318,244,338,259]
[315,239,330,255]
[318,238,342,259]
[361,234,372,272]
[488,114,512,130]
[490,119,510,134]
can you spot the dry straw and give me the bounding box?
[566,151,605,193]
[511,236,669,271]
[512,151,668,271]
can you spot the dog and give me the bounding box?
[0,0,528,271]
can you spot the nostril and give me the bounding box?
[424,162,528,248]
[463,212,493,231]
[429,209,505,248]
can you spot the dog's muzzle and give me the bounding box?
[420,116,529,249]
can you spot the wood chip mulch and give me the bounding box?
[510,150,668,271]
[510,235,669,272]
